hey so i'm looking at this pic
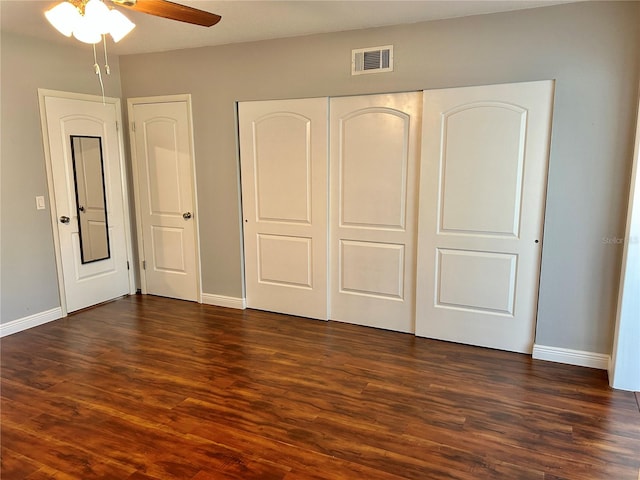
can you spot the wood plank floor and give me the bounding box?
[1,295,639,480]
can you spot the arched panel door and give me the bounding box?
[239,98,328,320]
[329,92,423,333]
[416,81,554,353]
[129,97,200,302]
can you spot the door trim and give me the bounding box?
[609,87,640,391]
[38,89,136,316]
[126,94,203,302]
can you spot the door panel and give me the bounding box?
[257,235,313,288]
[330,92,422,333]
[440,103,526,236]
[254,114,312,223]
[239,98,328,320]
[130,99,199,301]
[151,226,186,272]
[43,95,131,312]
[340,110,409,229]
[340,240,405,299]
[436,249,517,314]
[416,81,554,353]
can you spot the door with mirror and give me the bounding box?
[41,92,133,313]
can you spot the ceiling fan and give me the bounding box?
[44,0,221,99]
[108,0,221,27]
[46,0,221,44]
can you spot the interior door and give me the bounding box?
[329,92,422,333]
[239,98,328,320]
[416,81,554,353]
[129,97,200,302]
[42,94,132,313]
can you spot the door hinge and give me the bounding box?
[142,260,146,270]
[131,121,136,132]
[127,260,130,270]
[116,121,119,132]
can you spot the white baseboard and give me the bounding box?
[201,293,246,310]
[532,344,610,370]
[0,307,63,338]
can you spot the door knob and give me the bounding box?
[59,216,70,224]
[78,205,85,212]
[183,212,192,220]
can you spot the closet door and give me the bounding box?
[239,98,328,320]
[329,92,422,333]
[416,81,554,353]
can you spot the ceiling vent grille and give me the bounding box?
[352,45,394,75]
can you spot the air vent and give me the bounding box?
[352,45,394,75]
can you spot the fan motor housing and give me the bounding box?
[112,0,137,6]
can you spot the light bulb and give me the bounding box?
[44,2,81,37]
[109,9,135,43]
[84,0,112,35]
[72,15,101,44]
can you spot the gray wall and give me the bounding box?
[120,1,639,354]
[0,31,122,323]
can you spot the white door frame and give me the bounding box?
[609,89,640,391]
[38,89,136,316]
[126,94,203,301]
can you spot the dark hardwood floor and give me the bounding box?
[1,295,639,479]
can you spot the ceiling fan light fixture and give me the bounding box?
[108,9,136,43]
[45,0,218,47]
[84,0,112,35]
[44,0,135,44]
[72,15,102,44]
[45,2,81,37]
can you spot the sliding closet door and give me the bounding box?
[239,98,328,320]
[329,92,422,333]
[416,81,554,353]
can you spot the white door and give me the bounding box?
[239,98,328,319]
[329,92,423,333]
[416,81,554,353]
[42,93,132,313]
[129,97,200,302]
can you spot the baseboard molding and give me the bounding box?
[532,344,610,370]
[201,293,246,310]
[0,307,63,338]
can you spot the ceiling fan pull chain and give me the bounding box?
[103,35,111,75]
[92,43,106,105]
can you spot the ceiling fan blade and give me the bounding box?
[113,0,221,27]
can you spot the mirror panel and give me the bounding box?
[70,135,110,264]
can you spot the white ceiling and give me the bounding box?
[1,0,576,55]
